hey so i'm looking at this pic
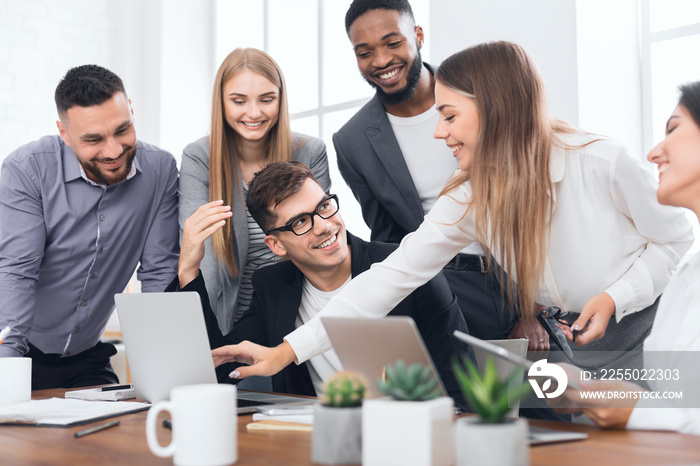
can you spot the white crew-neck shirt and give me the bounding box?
[387,105,483,256]
[296,276,347,395]
[386,106,457,214]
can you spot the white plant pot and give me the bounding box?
[362,397,454,466]
[311,404,362,464]
[454,417,529,466]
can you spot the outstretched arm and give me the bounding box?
[210,184,479,376]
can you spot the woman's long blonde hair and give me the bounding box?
[209,48,293,275]
[437,41,573,318]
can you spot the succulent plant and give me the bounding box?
[377,360,441,401]
[452,355,532,424]
[320,371,368,407]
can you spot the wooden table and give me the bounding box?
[1,389,699,465]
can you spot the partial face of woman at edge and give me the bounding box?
[433,81,480,171]
[647,103,700,216]
[222,68,280,147]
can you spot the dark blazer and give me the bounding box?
[333,63,437,243]
[168,232,471,409]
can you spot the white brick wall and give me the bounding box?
[0,0,118,165]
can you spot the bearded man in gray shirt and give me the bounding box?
[0,65,179,389]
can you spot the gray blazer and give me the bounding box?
[333,63,436,244]
[178,133,331,333]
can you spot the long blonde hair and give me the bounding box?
[209,48,293,275]
[437,41,573,318]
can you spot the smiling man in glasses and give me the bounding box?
[170,161,470,408]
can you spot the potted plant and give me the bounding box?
[311,371,367,464]
[363,360,454,466]
[452,355,533,466]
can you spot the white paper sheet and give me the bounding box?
[0,397,150,427]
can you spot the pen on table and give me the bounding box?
[0,326,11,345]
[100,384,133,392]
[74,420,120,438]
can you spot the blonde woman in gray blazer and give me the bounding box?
[179,49,330,336]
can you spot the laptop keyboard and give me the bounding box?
[237,398,269,408]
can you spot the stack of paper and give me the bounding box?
[0,398,149,427]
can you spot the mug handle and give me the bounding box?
[146,401,176,458]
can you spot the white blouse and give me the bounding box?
[626,253,700,435]
[286,132,694,363]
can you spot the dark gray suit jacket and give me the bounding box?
[334,64,436,243]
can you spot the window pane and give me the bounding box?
[650,34,700,145]
[268,0,319,114]
[215,0,264,67]
[649,0,700,32]
[322,0,374,106]
[291,116,320,139]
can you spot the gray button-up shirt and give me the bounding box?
[0,135,179,357]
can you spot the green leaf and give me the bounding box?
[452,354,532,423]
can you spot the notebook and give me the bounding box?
[320,316,447,398]
[114,292,315,413]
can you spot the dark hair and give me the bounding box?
[54,65,126,117]
[679,81,700,128]
[345,0,414,33]
[246,161,319,234]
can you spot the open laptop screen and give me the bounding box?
[321,316,447,398]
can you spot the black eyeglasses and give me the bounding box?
[267,194,340,236]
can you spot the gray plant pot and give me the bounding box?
[454,417,529,466]
[312,404,362,464]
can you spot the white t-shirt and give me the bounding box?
[295,276,347,395]
[387,106,483,256]
[286,131,694,363]
[386,107,457,215]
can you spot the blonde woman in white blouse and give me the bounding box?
[211,42,694,382]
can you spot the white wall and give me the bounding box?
[0,0,214,166]
[577,0,642,159]
[0,0,647,166]
[429,0,580,126]
[0,0,118,161]
[158,0,214,161]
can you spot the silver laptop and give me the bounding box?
[320,316,447,398]
[115,292,314,413]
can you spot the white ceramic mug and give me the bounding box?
[146,384,237,466]
[0,358,32,408]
